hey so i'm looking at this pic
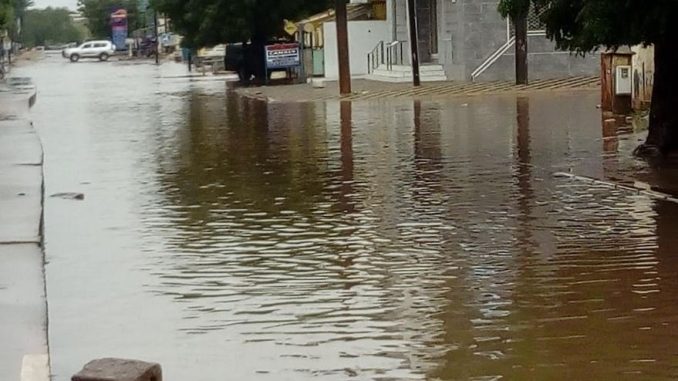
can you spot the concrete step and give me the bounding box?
[366,73,448,83]
[372,69,446,77]
[383,64,445,73]
[367,64,447,82]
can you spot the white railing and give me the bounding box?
[471,36,516,81]
[470,17,548,81]
[368,40,406,73]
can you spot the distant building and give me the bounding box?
[69,11,86,24]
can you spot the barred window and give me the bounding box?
[509,5,548,36]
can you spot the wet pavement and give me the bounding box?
[0,95,48,381]
[235,76,600,103]
[15,54,678,381]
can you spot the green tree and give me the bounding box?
[152,0,330,48]
[499,0,678,157]
[152,0,330,81]
[0,0,14,30]
[78,0,140,39]
[0,0,32,36]
[22,7,84,47]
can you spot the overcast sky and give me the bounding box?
[32,0,78,10]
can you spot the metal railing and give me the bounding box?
[368,40,407,74]
[386,40,405,70]
[367,41,384,74]
[471,36,515,81]
[471,14,548,81]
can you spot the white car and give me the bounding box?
[62,40,116,62]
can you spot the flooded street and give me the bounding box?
[16,55,678,380]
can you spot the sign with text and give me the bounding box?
[265,43,301,70]
[110,8,128,50]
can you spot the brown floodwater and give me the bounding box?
[16,54,678,381]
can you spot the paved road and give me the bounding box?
[17,54,678,381]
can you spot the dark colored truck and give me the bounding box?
[224,43,260,83]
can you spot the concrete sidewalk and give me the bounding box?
[233,76,601,103]
[0,88,49,381]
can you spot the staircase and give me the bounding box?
[367,64,447,83]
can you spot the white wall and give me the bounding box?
[323,21,389,79]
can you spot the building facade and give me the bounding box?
[318,0,600,81]
[386,0,600,81]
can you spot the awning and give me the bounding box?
[296,3,374,30]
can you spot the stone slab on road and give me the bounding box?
[0,244,48,381]
[0,120,43,166]
[0,120,43,243]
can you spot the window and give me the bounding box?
[509,5,548,36]
[82,44,93,49]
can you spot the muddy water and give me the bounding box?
[17,55,678,381]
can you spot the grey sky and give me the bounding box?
[31,0,78,10]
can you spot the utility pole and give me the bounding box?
[514,13,528,85]
[154,11,159,65]
[335,0,351,95]
[406,0,421,87]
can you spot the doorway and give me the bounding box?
[416,0,438,63]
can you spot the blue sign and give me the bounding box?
[112,29,127,50]
[110,8,128,50]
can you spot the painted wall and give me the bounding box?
[390,0,599,81]
[481,36,601,81]
[324,20,390,79]
[632,45,654,110]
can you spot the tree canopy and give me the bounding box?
[499,0,678,52]
[22,7,85,47]
[498,0,530,19]
[78,0,141,38]
[151,0,331,48]
[0,0,33,37]
[0,1,13,30]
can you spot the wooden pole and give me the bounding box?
[335,0,352,95]
[514,13,528,85]
[154,12,159,65]
[406,0,421,87]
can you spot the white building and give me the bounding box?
[303,0,599,82]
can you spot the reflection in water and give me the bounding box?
[148,93,677,380]
[21,57,678,381]
[339,101,354,214]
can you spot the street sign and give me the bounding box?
[110,8,128,51]
[265,43,301,70]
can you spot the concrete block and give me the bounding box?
[72,359,162,381]
[0,244,48,381]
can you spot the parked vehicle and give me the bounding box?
[195,44,226,70]
[62,41,116,62]
[224,42,273,83]
[137,37,157,58]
